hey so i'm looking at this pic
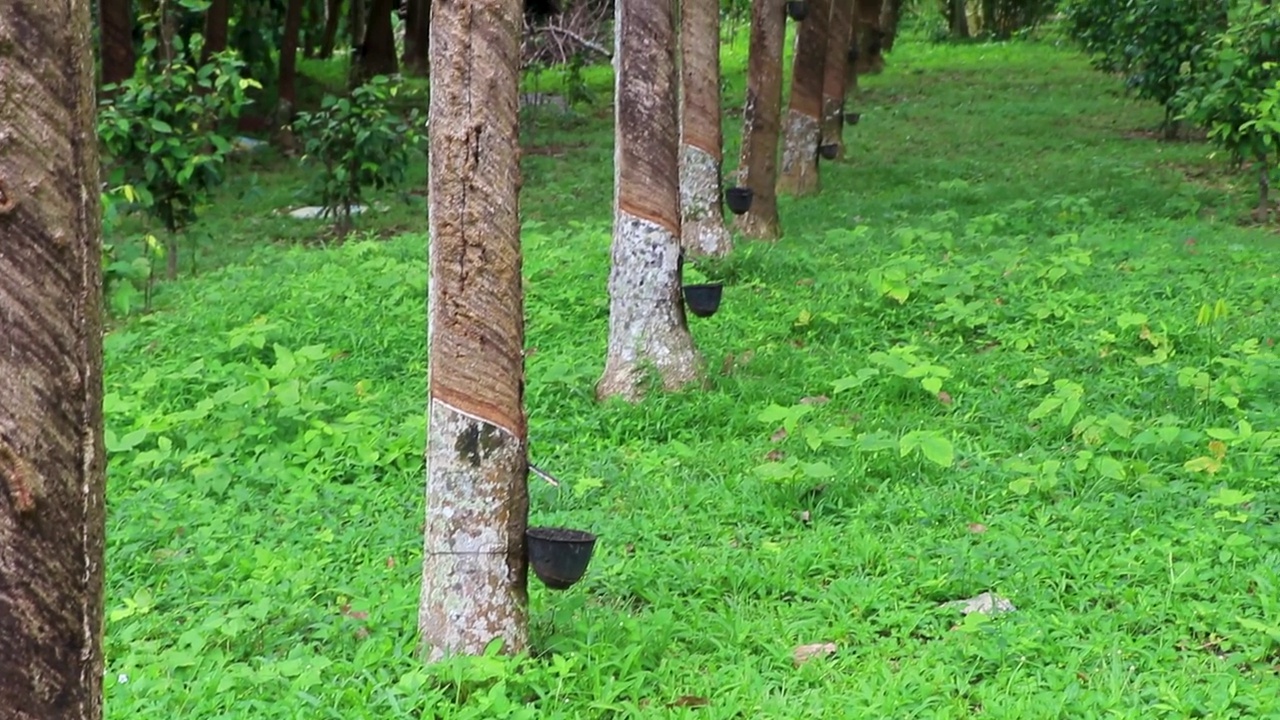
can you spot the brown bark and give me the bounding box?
[279,0,305,114]
[0,1,107,718]
[679,0,731,257]
[350,0,367,51]
[201,0,229,63]
[421,0,529,660]
[949,0,970,39]
[402,0,430,76]
[599,0,703,400]
[358,0,399,79]
[303,0,323,57]
[852,0,883,75]
[778,0,830,196]
[98,0,135,90]
[318,0,342,58]
[879,0,901,50]
[734,0,786,240]
[820,0,854,156]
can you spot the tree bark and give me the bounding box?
[879,0,901,50]
[421,0,529,661]
[98,0,135,90]
[852,0,883,74]
[279,0,305,116]
[599,0,704,400]
[358,0,399,79]
[303,0,323,57]
[318,0,342,58]
[402,0,430,76]
[948,0,970,39]
[679,0,731,257]
[350,0,367,53]
[0,1,107,718]
[821,0,854,157]
[778,0,830,196]
[734,0,786,240]
[201,0,229,63]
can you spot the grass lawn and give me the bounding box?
[101,26,1280,719]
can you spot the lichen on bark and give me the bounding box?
[680,144,732,257]
[733,0,786,241]
[778,109,822,196]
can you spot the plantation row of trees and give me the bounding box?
[1062,0,1280,219]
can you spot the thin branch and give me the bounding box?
[537,24,611,59]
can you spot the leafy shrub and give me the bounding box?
[98,27,259,278]
[1175,3,1280,219]
[291,76,425,237]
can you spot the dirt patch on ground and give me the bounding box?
[522,142,588,157]
[1121,126,1209,143]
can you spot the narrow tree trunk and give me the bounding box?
[421,0,529,660]
[679,0,731,257]
[99,0,136,90]
[358,0,399,79]
[734,0,787,240]
[599,0,704,400]
[778,0,830,196]
[350,0,367,51]
[402,0,430,76]
[948,0,970,39]
[852,0,883,74]
[201,0,230,63]
[879,0,901,50]
[0,1,107,717]
[821,0,854,157]
[279,0,306,116]
[303,0,323,57]
[318,0,342,58]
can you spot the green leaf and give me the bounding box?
[1094,455,1126,481]
[901,430,954,468]
[1008,477,1034,495]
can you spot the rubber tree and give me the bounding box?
[679,0,732,257]
[279,0,306,117]
[778,0,830,196]
[403,0,430,76]
[318,0,342,57]
[98,0,135,90]
[420,0,530,660]
[358,0,399,79]
[0,0,107,717]
[598,0,704,400]
[852,0,885,73]
[820,0,855,156]
[734,0,787,240]
[201,0,230,62]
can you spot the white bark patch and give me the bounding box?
[598,211,704,401]
[820,97,845,152]
[679,144,732,257]
[778,108,822,196]
[419,399,528,661]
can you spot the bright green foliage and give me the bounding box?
[291,77,425,236]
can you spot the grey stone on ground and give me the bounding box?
[944,592,1016,615]
[287,205,368,220]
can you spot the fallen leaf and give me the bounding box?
[967,523,988,534]
[793,642,838,665]
[937,391,953,405]
[797,510,811,524]
[624,543,636,556]
[386,556,396,568]
[771,427,788,443]
[720,354,735,375]
[791,339,805,348]
[668,696,710,708]
[796,278,815,286]
[765,450,785,462]
[799,395,830,405]
[524,347,538,357]
[993,297,1005,306]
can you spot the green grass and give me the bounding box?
[101,27,1280,719]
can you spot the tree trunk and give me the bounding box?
[734,0,787,241]
[201,0,229,63]
[879,0,901,50]
[679,0,731,257]
[821,0,854,157]
[778,0,830,196]
[0,1,107,718]
[279,0,305,116]
[358,0,398,79]
[852,0,883,74]
[948,0,970,39]
[420,0,529,660]
[599,0,704,400]
[99,0,135,90]
[303,0,323,57]
[318,0,342,58]
[350,0,367,51]
[402,0,430,76]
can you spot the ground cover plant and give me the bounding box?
[99,29,1280,719]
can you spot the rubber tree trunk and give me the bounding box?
[598,0,704,401]
[99,0,135,90]
[402,0,430,75]
[303,0,323,56]
[852,0,883,74]
[420,0,529,660]
[350,0,367,50]
[778,0,830,197]
[318,0,342,58]
[279,0,305,116]
[679,0,731,257]
[948,0,970,39]
[820,0,854,157]
[201,0,230,63]
[358,0,399,79]
[879,0,901,50]
[734,0,786,240]
[0,1,107,717]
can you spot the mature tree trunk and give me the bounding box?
[303,0,323,57]
[279,0,305,116]
[318,0,342,58]
[402,0,430,76]
[948,0,970,39]
[679,0,731,257]
[201,0,230,63]
[599,0,704,400]
[852,0,884,74]
[821,0,854,157]
[350,0,367,51]
[734,0,787,240]
[778,0,830,196]
[357,0,398,79]
[0,0,107,717]
[420,0,529,660]
[99,0,135,90]
[879,0,901,50]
